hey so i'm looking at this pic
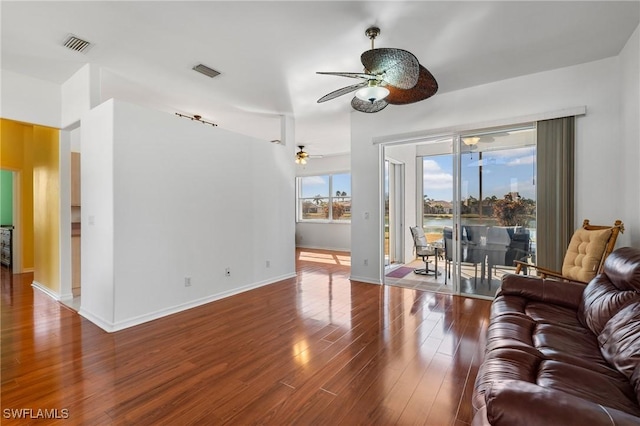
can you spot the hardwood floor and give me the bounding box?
[1,250,491,425]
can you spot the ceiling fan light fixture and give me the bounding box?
[463,136,480,146]
[296,145,309,164]
[355,84,390,104]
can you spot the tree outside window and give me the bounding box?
[297,174,351,222]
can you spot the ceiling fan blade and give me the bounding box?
[316,71,374,80]
[317,81,367,103]
[351,97,389,113]
[386,65,438,105]
[361,48,419,89]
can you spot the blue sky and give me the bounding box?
[425,147,536,201]
[300,173,351,198]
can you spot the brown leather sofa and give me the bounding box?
[472,247,640,426]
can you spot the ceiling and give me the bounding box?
[2,1,638,156]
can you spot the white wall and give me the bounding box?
[80,99,296,331]
[70,127,81,153]
[79,101,115,325]
[295,222,350,252]
[351,50,639,285]
[619,25,640,247]
[0,70,61,127]
[295,153,351,251]
[61,64,101,129]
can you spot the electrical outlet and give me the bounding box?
[266,260,270,268]
[184,277,191,287]
[225,267,231,277]
[364,259,368,266]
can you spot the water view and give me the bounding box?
[422,215,537,245]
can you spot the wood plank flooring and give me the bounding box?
[1,249,491,425]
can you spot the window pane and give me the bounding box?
[300,175,329,198]
[331,198,351,221]
[300,198,329,220]
[297,174,351,222]
[423,155,454,236]
[460,128,537,292]
[332,173,351,197]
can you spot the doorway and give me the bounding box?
[0,169,21,274]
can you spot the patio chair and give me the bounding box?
[443,226,480,286]
[514,219,624,284]
[486,227,531,282]
[410,226,440,276]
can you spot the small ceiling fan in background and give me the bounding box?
[316,26,438,113]
[295,145,323,164]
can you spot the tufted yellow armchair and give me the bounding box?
[514,219,624,284]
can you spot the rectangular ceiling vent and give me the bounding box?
[63,35,91,53]
[193,64,220,78]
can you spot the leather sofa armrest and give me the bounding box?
[498,274,586,310]
[485,380,640,426]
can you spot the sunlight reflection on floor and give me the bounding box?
[298,250,351,266]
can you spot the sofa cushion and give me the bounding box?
[483,380,640,426]
[599,302,640,397]
[473,348,542,411]
[537,360,640,416]
[533,323,619,377]
[578,247,640,335]
[562,227,611,282]
[484,314,542,357]
[491,295,528,320]
[603,246,640,292]
[524,303,582,329]
[578,274,639,335]
[499,274,585,310]
[486,312,616,377]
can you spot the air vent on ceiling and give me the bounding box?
[193,64,220,78]
[63,35,91,53]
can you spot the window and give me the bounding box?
[297,173,351,222]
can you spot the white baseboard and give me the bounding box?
[78,309,114,333]
[349,275,382,285]
[59,291,74,301]
[31,281,61,300]
[79,272,297,333]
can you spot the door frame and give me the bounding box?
[385,158,405,268]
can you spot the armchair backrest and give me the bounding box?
[561,219,624,283]
[410,226,428,249]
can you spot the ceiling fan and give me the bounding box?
[316,26,438,113]
[295,145,322,164]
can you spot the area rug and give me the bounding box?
[385,266,415,278]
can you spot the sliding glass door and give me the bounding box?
[458,127,536,297]
[383,124,536,299]
[417,138,456,291]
